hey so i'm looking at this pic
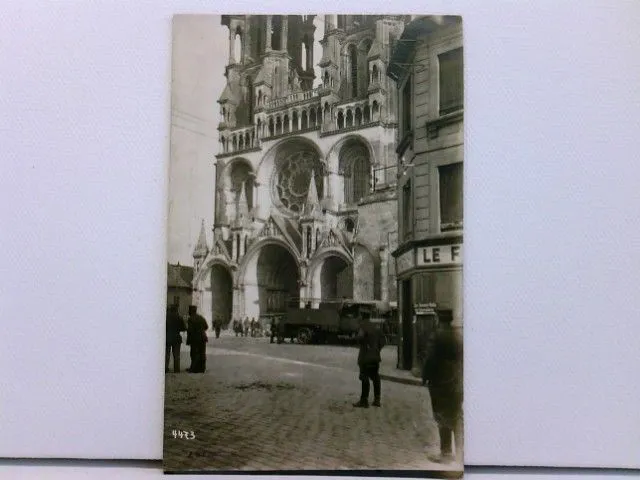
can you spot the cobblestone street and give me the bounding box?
[163,335,462,475]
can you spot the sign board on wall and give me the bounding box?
[395,249,415,274]
[416,244,462,267]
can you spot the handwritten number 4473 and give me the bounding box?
[172,430,195,440]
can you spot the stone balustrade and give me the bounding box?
[220,125,259,155]
[264,86,324,111]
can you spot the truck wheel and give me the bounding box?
[297,328,313,345]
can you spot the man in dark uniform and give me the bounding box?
[165,304,186,373]
[186,305,209,373]
[270,316,279,344]
[422,316,463,463]
[213,315,222,339]
[353,317,386,408]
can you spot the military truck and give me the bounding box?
[276,299,394,345]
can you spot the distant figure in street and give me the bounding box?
[213,315,222,339]
[422,316,463,464]
[270,316,279,344]
[353,317,386,408]
[243,317,250,337]
[165,305,186,373]
[186,305,208,373]
[232,318,239,337]
[251,317,258,337]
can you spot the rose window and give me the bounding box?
[272,147,324,214]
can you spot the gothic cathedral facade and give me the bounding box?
[192,15,409,327]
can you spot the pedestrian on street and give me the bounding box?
[421,315,463,464]
[243,317,250,337]
[186,305,209,373]
[353,317,385,408]
[214,315,222,339]
[165,304,186,373]
[270,316,279,344]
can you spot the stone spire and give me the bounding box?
[193,219,209,260]
[302,171,321,217]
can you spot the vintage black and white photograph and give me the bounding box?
[164,14,463,475]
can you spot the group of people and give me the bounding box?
[231,317,264,338]
[353,314,463,465]
[165,304,209,374]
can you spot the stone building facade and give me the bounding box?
[192,15,410,328]
[388,16,463,373]
[167,262,195,320]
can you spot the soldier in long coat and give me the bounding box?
[422,317,463,463]
[186,305,209,373]
[165,305,186,373]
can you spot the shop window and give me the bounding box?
[438,47,463,115]
[438,162,463,231]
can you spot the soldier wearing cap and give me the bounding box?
[422,315,463,463]
[186,305,209,373]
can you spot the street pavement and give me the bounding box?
[163,334,463,474]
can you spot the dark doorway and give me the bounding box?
[401,278,413,370]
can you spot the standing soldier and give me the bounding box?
[165,305,186,373]
[353,316,385,408]
[243,317,250,337]
[213,315,222,339]
[186,305,209,373]
[422,316,463,464]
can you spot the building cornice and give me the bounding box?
[392,232,463,257]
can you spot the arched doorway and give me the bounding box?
[242,242,300,320]
[320,255,353,301]
[210,264,233,327]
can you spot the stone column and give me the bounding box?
[231,233,238,260]
[297,111,302,130]
[281,16,288,52]
[380,246,389,302]
[265,15,272,50]
[229,24,236,64]
[288,112,293,132]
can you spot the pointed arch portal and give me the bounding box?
[241,241,300,320]
[210,264,233,327]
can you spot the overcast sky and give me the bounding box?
[167,15,323,266]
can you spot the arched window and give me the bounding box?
[348,44,358,98]
[268,117,274,136]
[339,139,371,205]
[324,71,329,86]
[234,27,243,63]
[324,102,330,123]
[230,161,254,210]
[317,108,322,125]
[306,226,312,256]
[292,111,298,131]
[346,110,353,127]
[239,135,244,151]
[257,118,262,138]
[344,218,355,233]
[247,78,254,121]
[355,108,362,126]
[245,131,250,148]
[337,111,344,129]
[363,104,370,123]
[372,100,379,120]
[232,135,237,151]
[276,116,282,135]
[372,64,379,84]
[283,114,290,133]
[309,107,316,127]
[301,110,308,129]
[271,16,282,50]
[258,90,262,106]
[315,228,320,248]
[302,35,308,70]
